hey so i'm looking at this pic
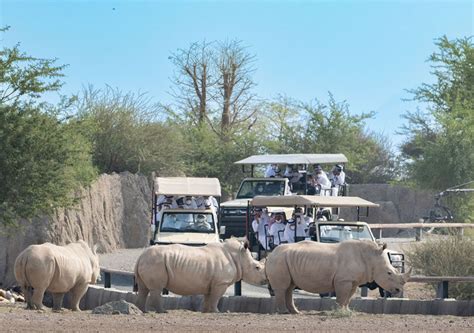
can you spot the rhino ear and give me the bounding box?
[243,239,249,250]
[382,243,387,251]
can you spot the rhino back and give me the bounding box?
[137,244,236,295]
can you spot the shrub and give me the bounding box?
[406,236,474,299]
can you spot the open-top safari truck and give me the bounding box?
[247,195,405,294]
[150,177,223,246]
[220,153,348,238]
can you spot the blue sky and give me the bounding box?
[1,0,472,149]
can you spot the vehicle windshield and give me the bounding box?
[236,179,286,199]
[318,224,373,243]
[160,212,215,233]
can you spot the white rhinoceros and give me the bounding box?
[134,238,267,313]
[14,241,100,311]
[266,240,410,313]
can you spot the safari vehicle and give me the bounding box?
[248,195,405,297]
[150,177,222,246]
[248,195,405,273]
[220,153,348,238]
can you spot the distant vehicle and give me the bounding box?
[150,177,224,246]
[248,195,405,296]
[220,154,348,238]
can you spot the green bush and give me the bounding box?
[406,236,474,300]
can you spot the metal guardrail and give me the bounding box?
[369,222,474,240]
[100,267,474,299]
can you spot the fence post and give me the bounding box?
[234,281,242,296]
[360,286,368,297]
[104,272,111,288]
[436,281,449,299]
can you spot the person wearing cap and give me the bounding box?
[252,207,271,250]
[329,164,346,196]
[312,164,331,195]
[269,212,287,247]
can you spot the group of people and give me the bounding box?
[252,207,320,250]
[156,195,218,212]
[264,163,346,196]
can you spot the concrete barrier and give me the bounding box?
[78,285,474,316]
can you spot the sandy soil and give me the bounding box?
[1,302,473,332]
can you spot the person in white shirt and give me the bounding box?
[269,212,286,247]
[329,164,346,196]
[284,211,307,243]
[313,164,331,195]
[265,164,280,178]
[252,208,270,250]
[177,196,198,209]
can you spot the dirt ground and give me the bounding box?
[1,302,472,332]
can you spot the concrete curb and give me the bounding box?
[77,285,474,316]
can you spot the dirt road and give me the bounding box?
[1,302,472,332]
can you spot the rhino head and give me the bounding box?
[373,243,411,295]
[227,238,267,286]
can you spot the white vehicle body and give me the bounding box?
[151,177,222,246]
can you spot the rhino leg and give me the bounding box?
[69,283,88,311]
[24,286,34,310]
[31,287,46,310]
[274,289,290,314]
[52,293,65,312]
[149,290,166,313]
[203,285,227,313]
[334,281,357,309]
[285,284,299,314]
[136,281,150,313]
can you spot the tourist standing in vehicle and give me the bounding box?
[284,210,307,243]
[252,208,271,250]
[329,164,346,196]
[313,164,331,195]
[284,164,303,191]
[265,164,280,178]
[269,213,286,247]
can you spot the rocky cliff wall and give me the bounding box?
[0,172,151,287]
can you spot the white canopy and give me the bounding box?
[154,177,221,197]
[250,195,379,208]
[234,154,348,165]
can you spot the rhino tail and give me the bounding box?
[15,253,31,291]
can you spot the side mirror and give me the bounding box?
[219,226,226,235]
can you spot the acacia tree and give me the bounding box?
[0,27,95,226]
[400,36,474,190]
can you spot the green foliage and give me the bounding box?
[0,105,96,226]
[262,94,399,183]
[76,86,185,176]
[0,26,66,106]
[401,36,474,190]
[406,236,474,300]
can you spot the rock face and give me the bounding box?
[92,300,142,315]
[0,172,151,288]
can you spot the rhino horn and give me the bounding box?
[402,267,413,282]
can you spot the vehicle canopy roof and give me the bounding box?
[234,154,348,166]
[250,195,378,208]
[154,177,221,197]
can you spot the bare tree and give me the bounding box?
[215,40,257,136]
[168,41,215,125]
[168,40,258,137]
